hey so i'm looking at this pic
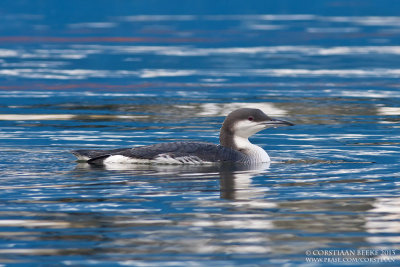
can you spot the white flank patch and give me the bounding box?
[102,154,209,165]
[155,154,208,165]
[75,155,90,161]
[103,155,150,164]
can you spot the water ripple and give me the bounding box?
[0,5,400,266]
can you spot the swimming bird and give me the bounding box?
[71,108,293,165]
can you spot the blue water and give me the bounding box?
[0,0,400,266]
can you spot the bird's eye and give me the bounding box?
[248,116,254,121]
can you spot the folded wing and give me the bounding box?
[72,142,246,164]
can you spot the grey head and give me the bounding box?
[219,108,293,150]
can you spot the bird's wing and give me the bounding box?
[123,142,244,162]
[74,142,245,164]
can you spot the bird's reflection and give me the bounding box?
[68,163,400,257]
[73,162,270,200]
[219,162,270,200]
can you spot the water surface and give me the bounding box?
[0,1,399,266]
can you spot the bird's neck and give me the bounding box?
[219,127,237,150]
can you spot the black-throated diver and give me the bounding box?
[71,108,293,165]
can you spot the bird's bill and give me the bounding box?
[260,118,294,127]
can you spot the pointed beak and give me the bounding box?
[260,118,294,127]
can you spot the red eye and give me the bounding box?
[248,116,254,121]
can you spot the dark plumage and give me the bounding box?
[72,142,246,165]
[71,108,293,165]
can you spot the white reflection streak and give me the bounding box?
[0,114,147,121]
[338,90,400,98]
[116,14,400,26]
[323,16,400,26]
[2,67,400,80]
[0,114,75,121]
[366,198,400,245]
[0,49,19,57]
[68,22,118,29]
[1,61,67,68]
[118,15,197,21]
[307,27,360,33]
[253,68,400,78]
[3,44,400,68]
[151,46,400,57]
[377,107,400,116]
[197,103,287,116]
[193,14,316,21]
[247,24,286,31]
[70,44,400,57]
[0,219,70,228]
[139,69,197,78]
[114,14,400,33]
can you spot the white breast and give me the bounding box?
[247,144,270,162]
[233,136,270,163]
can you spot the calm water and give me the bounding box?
[0,1,400,266]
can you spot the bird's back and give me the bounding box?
[72,142,247,165]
